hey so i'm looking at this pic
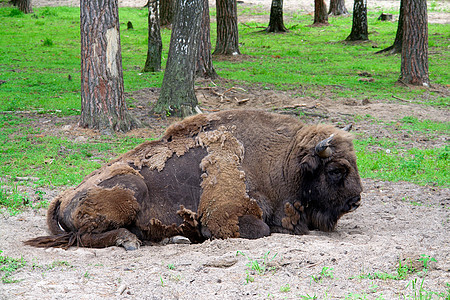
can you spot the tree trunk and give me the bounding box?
[375,0,404,54]
[266,0,287,33]
[159,0,174,27]
[11,0,33,13]
[213,0,241,55]
[196,0,217,79]
[346,0,368,41]
[312,0,329,26]
[399,0,429,86]
[80,0,137,132]
[328,0,348,16]
[143,0,162,72]
[155,0,203,117]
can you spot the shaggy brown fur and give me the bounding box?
[25,109,362,250]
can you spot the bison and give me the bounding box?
[25,109,362,250]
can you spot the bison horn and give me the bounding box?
[315,134,334,158]
[343,124,352,132]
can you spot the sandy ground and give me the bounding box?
[1,179,449,299]
[1,0,450,299]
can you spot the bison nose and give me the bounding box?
[344,196,361,212]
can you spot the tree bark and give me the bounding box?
[346,0,368,41]
[328,0,348,16]
[80,0,137,132]
[155,0,203,117]
[213,0,241,55]
[11,0,33,13]
[399,0,429,86]
[196,0,217,79]
[375,0,404,54]
[159,0,174,27]
[266,0,287,33]
[312,0,329,26]
[143,0,162,72]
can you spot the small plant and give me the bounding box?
[321,267,334,279]
[279,283,291,292]
[0,250,26,283]
[166,263,175,270]
[31,259,72,274]
[83,271,91,279]
[244,271,254,284]
[159,275,165,287]
[42,37,54,46]
[396,259,415,280]
[312,266,334,283]
[405,278,439,300]
[236,250,278,276]
[418,255,437,270]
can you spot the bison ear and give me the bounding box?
[300,155,319,175]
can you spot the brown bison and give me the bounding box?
[25,110,362,250]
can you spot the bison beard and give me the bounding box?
[25,110,362,250]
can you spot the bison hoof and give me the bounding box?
[161,235,191,245]
[121,240,140,251]
[171,236,191,244]
[115,229,141,251]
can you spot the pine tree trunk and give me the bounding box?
[375,0,404,54]
[196,0,217,78]
[12,0,33,13]
[144,0,162,72]
[155,0,203,117]
[399,0,429,86]
[346,0,368,41]
[266,0,287,33]
[80,0,137,132]
[160,0,174,27]
[328,0,348,16]
[213,0,241,55]
[312,0,329,26]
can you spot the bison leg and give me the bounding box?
[78,228,141,250]
[238,215,270,239]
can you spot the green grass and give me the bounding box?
[0,115,145,186]
[355,143,449,187]
[236,250,278,284]
[0,250,26,283]
[0,7,448,113]
[354,115,449,187]
[0,114,146,213]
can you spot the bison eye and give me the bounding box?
[328,167,346,182]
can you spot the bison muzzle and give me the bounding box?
[25,110,362,250]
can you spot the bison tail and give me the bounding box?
[24,232,78,250]
[46,196,65,235]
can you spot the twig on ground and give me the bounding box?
[235,97,249,105]
[392,95,410,102]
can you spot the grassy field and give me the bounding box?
[0,5,449,213]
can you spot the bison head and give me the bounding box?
[292,125,362,232]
